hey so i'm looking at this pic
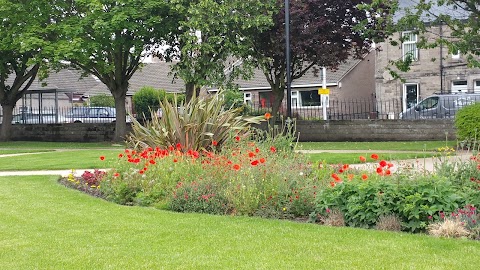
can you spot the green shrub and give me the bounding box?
[127,91,264,151]
[132,86,166,120]
[455,102,480,143]
[168,181,232,215]
[313,175,468,232]
[89,94,115,107]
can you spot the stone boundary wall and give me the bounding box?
[295,119,456,142]
[4,119,456,142]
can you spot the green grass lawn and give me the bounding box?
[0,141,126,149]
[0,175,479,269]
[0,149,122,171]
[298,141,456,151]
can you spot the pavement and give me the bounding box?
[0,149,475,177]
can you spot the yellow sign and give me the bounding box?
[318,88,330,95]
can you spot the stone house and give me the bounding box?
[375,0,480,116]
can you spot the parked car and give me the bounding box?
[66,107,131,123]
[399,93,480,119]
[11,113,68,124]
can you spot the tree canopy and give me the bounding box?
[0,0,58,141]
[54,0,181,141]
[170,0,276,101]
[241,0,394,119]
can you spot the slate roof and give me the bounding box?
[23,69,99,93]
[395,0,469,22]
[218,57,363,91]
[87,62,185,95]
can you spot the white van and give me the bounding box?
[399,93,480,119]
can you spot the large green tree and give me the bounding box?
[241,0,394,119]
[55,0,180,141]
[170,0,276,102]
[0,0,58,141]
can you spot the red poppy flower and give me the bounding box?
[173,158,178,163]
[168,145,174,151]
[342,164,349,170]
[387,162,394,168]
[385,169,392,176]
[100,156,105,161]
[176,143,182,150]
[371,154,379,160]
[329,181,336,187]
[361,174,368,180]
[359,156,366,162]
[149,159,156,165]
[255,147,260,153]
[251,160,259,166]
[264,112,272,120]
[233,164,241,171]
[248,152,256,158]
[379,160,387,167]
[118,153,123,158]
[139,170,144,174]
[212,140,218,146]
[270,146,277,153]
[113,172,120,177]
[235,136,240,141]
[259,157,266,163]
[376,167,383,174]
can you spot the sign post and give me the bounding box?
[318,88,330,120]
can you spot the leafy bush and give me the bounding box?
[455,102,480,142]
[132,86,166,120]
[127,91,264,151]
[168,181,232,215]
[89,94,115,107]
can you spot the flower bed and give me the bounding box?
[60,138,480,240]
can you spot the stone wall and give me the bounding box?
[9,123,128,142]
[5,119,456,142]
[295,119,455,142]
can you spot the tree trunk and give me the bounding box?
[270,86,285,124]
[0,104,15,141]
[185,82,201,103]
[113,91,128,142]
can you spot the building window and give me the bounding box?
[243,92,252,106]
[474,80,480,93]
[452,50,460,60]
[291,91,298,107]
[402,31,418,61]
[258,91,274,108]
[291,90,324,107]
[403,83,419,112]
[451,80,468,93]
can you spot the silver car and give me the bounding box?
[66,107,131,123]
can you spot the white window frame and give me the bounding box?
[291,90,326,108]
[474,80,480,93]
[452,50,460,60]
[451,80,468,93]
[402,31,418,61]
[243,92,252,105]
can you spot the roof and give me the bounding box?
[395,0,469,22]
[7,63,186,96]
[88,62,185,95]
[217,56,364,91]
